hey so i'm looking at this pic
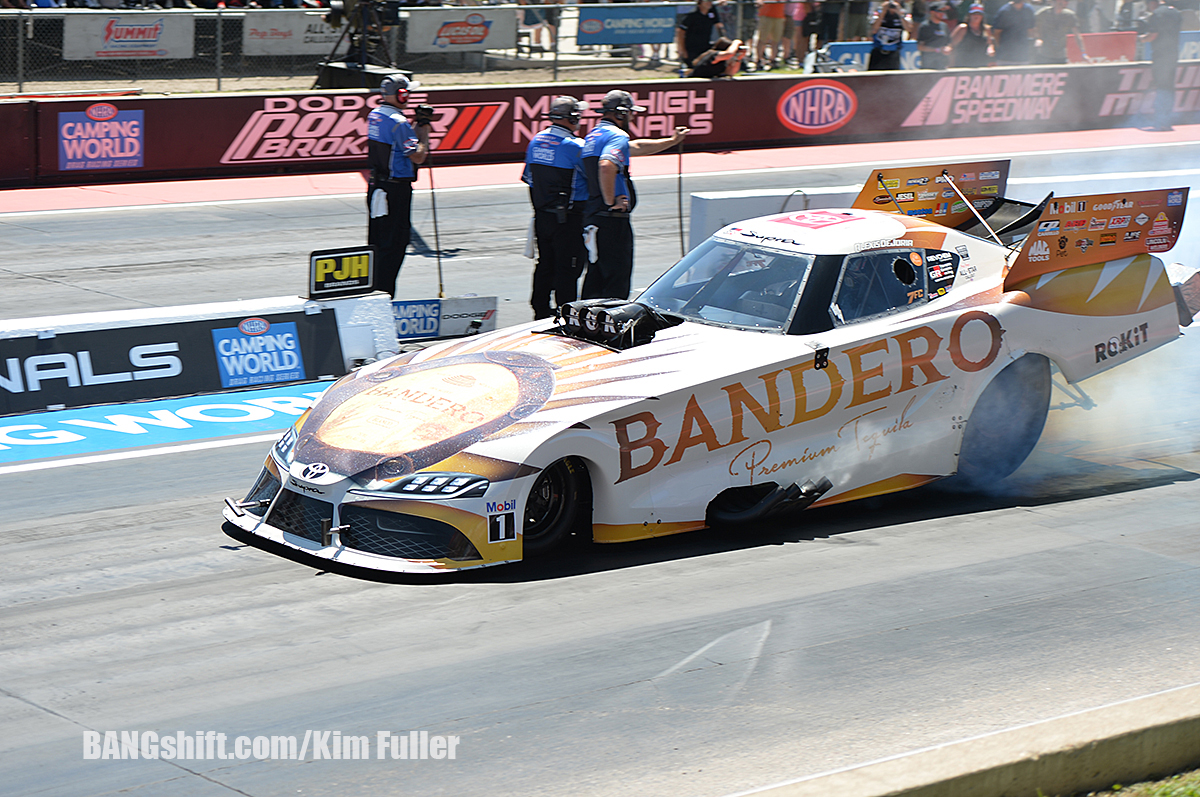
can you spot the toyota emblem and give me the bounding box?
[301,462,330,480]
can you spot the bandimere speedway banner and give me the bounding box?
[9,61,1200,187]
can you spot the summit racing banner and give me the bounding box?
[22,60,1200,186]
[63,13,195,61]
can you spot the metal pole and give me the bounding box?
[552,4,560,82]
[17,11,26,94]
[216,8,223,91]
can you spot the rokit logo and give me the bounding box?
[221,96,508,164]
[1095,322,1149,363]
[0,344,181,395]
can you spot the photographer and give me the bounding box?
[869,0,914,70]
[688,37,749,77]
[366,74,431,298]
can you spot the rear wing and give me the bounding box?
[1004,187,1189,290]
[851,159,1012,230]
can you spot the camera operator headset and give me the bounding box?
[366,74,434,298]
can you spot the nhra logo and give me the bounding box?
[222,96,508,164]
[238,317,270,335]
[86,103,119,121]
[1027,240,1050,262]
[776,80,858,136]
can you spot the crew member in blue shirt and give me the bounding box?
[581,90,688,301]
[366,74,430,298]
[521,96,589,319]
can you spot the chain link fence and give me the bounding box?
[0,3,778,95]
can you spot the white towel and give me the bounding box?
[369,189,388,219]
[584,225,598,264]
[524,216,536,259]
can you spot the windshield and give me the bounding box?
[636,239,814,333]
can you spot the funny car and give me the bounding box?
[223,159,1199,574]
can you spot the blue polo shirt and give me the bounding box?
[521,124,588,212]
[582,120,636,218]
[367,104,420,180]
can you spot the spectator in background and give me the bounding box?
[846,0,873,39]
[992,0,1037,63]
[1114,0,1139,30]
[689,36,750,75]
[754,0,787,69]
[1139,0,1182,130]
[951,3,993,65]
[677,0,725,67]
[917,1,954,66]
[518,0,557,52]
[820,0,847,45]
[793,1,814,61]
[1035,0,1081,63]
[868,0,914,69]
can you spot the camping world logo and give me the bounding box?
[221,96,509,164]
[776,80,858,135]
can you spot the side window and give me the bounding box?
[830,249,927,326]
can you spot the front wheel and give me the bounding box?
[957,354,1051,487]
[522,457,588,557]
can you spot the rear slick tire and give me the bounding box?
[956,354,1051,487]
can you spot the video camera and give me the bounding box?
[413,104,435,127]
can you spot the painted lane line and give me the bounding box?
[0,433,279,476]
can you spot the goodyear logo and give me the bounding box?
[776,80,858,136]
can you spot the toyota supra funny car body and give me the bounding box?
[224,160,1200,574]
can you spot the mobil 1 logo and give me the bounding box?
[487,499,517,543]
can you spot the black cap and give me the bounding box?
[601,90,647,114]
